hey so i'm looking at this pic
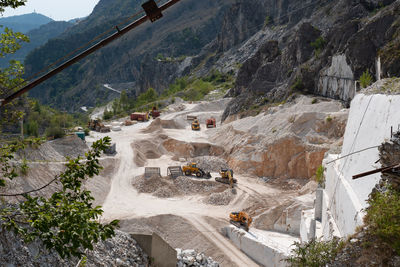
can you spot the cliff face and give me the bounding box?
[220,0,400,120]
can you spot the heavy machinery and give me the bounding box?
[88,119,110,132]
[206,117,216,128]
[191,119,200,131]
[150,106,160,118]
[130,112,149,121]
[182,162,211,178]
[215,168,237,187]
[229,211,252,231]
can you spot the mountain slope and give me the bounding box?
[24,0,235,111]
[0,21,72,68]
[0,13,53,33]
[23,0,400,114]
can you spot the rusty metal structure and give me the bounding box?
[0,0,182,107]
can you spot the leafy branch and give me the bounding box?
[0,137,119,259]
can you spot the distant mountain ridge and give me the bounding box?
[0,13,53,33]
[0,20,73,68]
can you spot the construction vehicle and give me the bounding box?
[88,119,111,132]
[191,119,200,131]
[182,162,211,178]
[215,169,237,187]
[206,117,216,128]
[229,211,252,231]
[150,106,161,118]
[130,112,149,121]
[187,115,197,121]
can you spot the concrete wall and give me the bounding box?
[131,233,177,267]
[223,226,297,267]
[319,94,400,238]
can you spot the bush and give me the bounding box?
[315,165,325,185]
[364,187,400,254]
[20,158,29,176]
[286,238,344,267]
[359,70,373,88]
[311,36,326,57]
[326,115,332,122]
[45,126,65,139]
[84,128,90,136]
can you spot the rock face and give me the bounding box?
[220,0,400,120]
[378,130,400,191]
[212,96,348,179]
[0,229,149,267]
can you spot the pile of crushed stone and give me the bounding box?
[176,248,219,267]
[16,135,88,162]
[141,118,185,133]
[132,175,225,198]
[203,189,235,206]
[190,156,229,173]
[0,228,148,267]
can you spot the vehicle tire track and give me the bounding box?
[187,215,258,267]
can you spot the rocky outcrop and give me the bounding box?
[221,0,400,120]
[212,96,348,179]
[0,229,149,266]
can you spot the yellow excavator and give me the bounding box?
[230,211,252,231]
[215,169,237,188]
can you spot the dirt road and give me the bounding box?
[86,100,295,266]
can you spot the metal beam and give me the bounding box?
[352,163,400,180]
[1,0,182,107]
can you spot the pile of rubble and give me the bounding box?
[191,156,229,173]
[132,175,224,198]
[176,248,219,267]
[203,189,234,205]
[0,229,149,266]
[173,176,220,195]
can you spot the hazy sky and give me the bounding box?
[2,0,100,21]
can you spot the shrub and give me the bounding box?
[326,115,332,122]
[315,165,325,185]
[20,158,29,176]
[291,77,305,92]
[45,126,65,139]
[311,98,318,104]
[359,70,373,88]
[83,128,90,136]
[311,36,326,57]
[286,238,344,267]
[364,187,400,254]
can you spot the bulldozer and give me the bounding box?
[182,162,211,178]
[229,211,252,231]
[191,119,200,131]
[215,169,237,188]
[88,119,110,133]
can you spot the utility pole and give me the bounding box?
[20,115,23,139]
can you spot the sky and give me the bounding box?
[2,0,100,21]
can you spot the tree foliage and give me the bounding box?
[364,187,400,255]
[286,238,344,267]
[0,137,119,258]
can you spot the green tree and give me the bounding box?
[120,90,129,111]
[26,119,38,137]
[359,69,373,88]
[0,137,119,259]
